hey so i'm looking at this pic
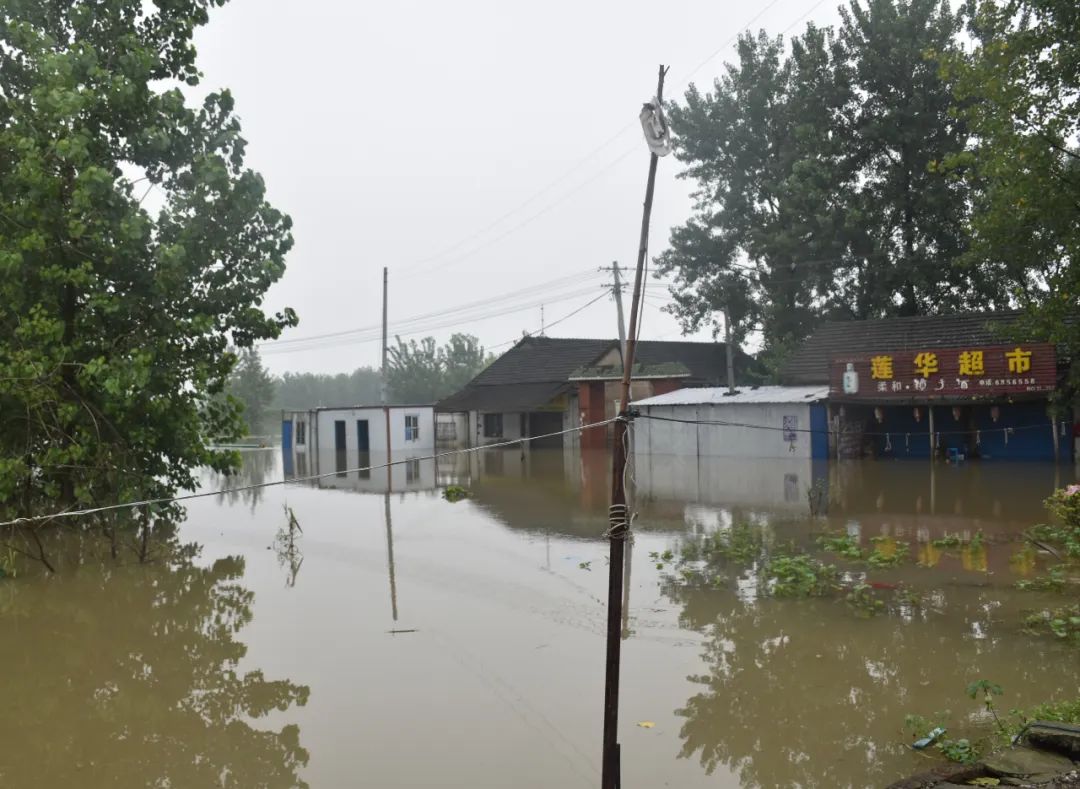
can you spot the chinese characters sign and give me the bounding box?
[829,344,1056,399]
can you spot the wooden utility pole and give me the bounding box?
[602,63,668,789]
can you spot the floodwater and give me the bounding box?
[2,448,1078,788]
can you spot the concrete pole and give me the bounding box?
[612,262,627,366]
[381,267,388,405]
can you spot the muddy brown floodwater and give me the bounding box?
[1,448,1078,788]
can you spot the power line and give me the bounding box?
[260,286,603,356]
[0,417,622,528]
[261,269,604,349]
[396,0,822,278]
[485,292,611,351]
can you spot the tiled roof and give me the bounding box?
[468,337,613,386]
[438,336,753,412]
[782,311,1032,385]
[636,385,829,407]
[436,381,569,413]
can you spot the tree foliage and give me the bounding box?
[945,0,1080,383]
[226,348,276,436]
[273,367,382,410]
[0,0,295,517]
[659,1,1003,369]
[387,333,490,403]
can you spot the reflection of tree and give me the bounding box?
[206,448,279,512]
[667,582,1072,788]
[0,537,310,787]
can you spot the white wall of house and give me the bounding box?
[436,412,468,446]
[636,402,815,460]
[311,406,435,454]
[472,410,524,446]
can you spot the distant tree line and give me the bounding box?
[660,0,1080,380]
[227,334,490,435]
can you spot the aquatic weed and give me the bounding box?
[442,485,471,503]
[867,537,909,568]
[765,554,839,597]
[1023,603,1080,645]
[846,582,885,616]
[817,532,864,561]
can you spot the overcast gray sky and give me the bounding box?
[193,0,844,375]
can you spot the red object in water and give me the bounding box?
[868,581,898,590]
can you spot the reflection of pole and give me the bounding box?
[385,491,398,621]
[603,63,668,789]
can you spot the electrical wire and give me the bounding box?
[636,412,1058,439]
[484,292,610,352]
[260,269,604,349]
[260,285,603,356]
[395,0,823,277]
[0,416,623,528]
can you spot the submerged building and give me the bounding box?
[781,311,1070,461]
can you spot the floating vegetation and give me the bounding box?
[1023,603,1080,645]
[649,549,675,570]
[442,485,471,503]
[867,536,909,568]
[817,532,864,561]
[1016,564,1069,592]
[846,582,885,616]
[765,554,839,597]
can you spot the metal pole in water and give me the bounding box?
[602,63,668,789]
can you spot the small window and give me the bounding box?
[483,413,503,438]
[405,459,420,483]
[404,414,420,442]
[296,421,307,445]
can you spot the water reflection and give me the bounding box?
[668,582,1080,788]
[205,448,279,511]
[0,536,310,787]
[285,449,437,494]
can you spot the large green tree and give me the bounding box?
[387,333,490,403]
[660,1,995,369]
[946,0,1080,383]
[0,0,295,518]
[226,348,275,436]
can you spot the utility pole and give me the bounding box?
[381,267,389,405]
[602,64,669,789]
[601,262,628,365]
[723,307,736,395]
[540,303,545,336]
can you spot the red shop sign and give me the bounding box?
[829,343,1056,399]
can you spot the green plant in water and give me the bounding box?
[932,534,963,549]
[970,530,984,551]
[691,523,763,566]
[578,561,591,571]
[1016,564,1068,592]
[867,536,909,567]
[442,485,471,503]
[817,532,864,560]
[967,679,1007,738]
[938,738,979,764]
[846,582,885,616]
[1023,603,1080,645]
[765,554,839,597]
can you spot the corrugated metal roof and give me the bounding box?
[635,385,828,407]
